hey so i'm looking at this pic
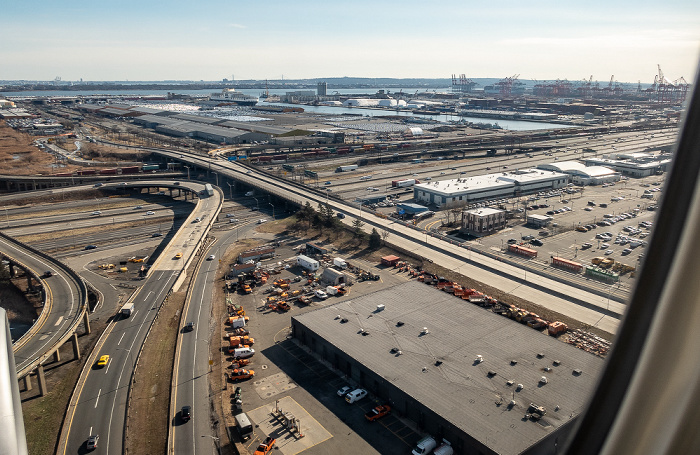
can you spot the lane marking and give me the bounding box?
[55,316,64,326]
[94,389,101,408]
[117,333,125,346]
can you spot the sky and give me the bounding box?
[2,0,699,84]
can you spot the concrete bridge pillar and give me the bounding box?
[8,262,15,277]
[71,332,81,360]
[53,349,61,363]
[26,275,34,291]
[23,374,32,392]
[36,365,47,397]
[82,308,91,334]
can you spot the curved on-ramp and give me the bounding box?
[0,231,88,382]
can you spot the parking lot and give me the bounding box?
[474,175,664,285]
[228,249,424,455]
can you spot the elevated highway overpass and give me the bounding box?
[0,232,89,395]
[156,149,626,334]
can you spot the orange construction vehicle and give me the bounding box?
[269,301,290,312]
[230,368,255,382]
[548,321,568,336]
[242,284,252,294]
[254,437,276,455]
[229,335,255,347]
[231,358,250,368]
[228,327,250,337]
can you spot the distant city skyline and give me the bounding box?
[2,0,698,84]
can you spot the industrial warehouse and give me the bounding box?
[413,169,569,208]
[536,161,620,186]
[291,282,604,455]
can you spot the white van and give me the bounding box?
[232,347,255,359]
[412,436,437,454]
[234,412,253,440]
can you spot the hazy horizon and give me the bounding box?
[2,0,698,83]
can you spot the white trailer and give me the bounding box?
[296,254,320,272]
[325,286,339,296]
[332,258,347,269]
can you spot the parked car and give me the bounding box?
[507,239,518,244]
[314,290,328,300]
[345,388,368,403]
[337,386,352,397]
[530,239,543,246]
[365,404,392,421]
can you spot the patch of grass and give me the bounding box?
[124,290,184,454]
[22,361,82,455]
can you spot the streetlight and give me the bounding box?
[226,182,233,199]
[200,435,220,455]
[269,203,275,220]
[184,165,191,180]
[4,206,8,228]
[252,197,259,210]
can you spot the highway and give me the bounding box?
[59,181,222,454]
[1,233,87,379]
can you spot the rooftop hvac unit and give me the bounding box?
[421,327,429,335]
[516,383,524,391]
[376,304,385,311]
[475,355,484,363]
[539,376,548,384]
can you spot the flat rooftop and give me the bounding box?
[293,281,605,455]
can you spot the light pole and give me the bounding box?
[269,203,275,220]
[226,181,233,199]
[200,435,220,455]
[4,206,8,228]
[184,165,191,180]
[252,197,259,210]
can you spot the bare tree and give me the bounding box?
[380,229,390,245]
[450,208,462,225]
